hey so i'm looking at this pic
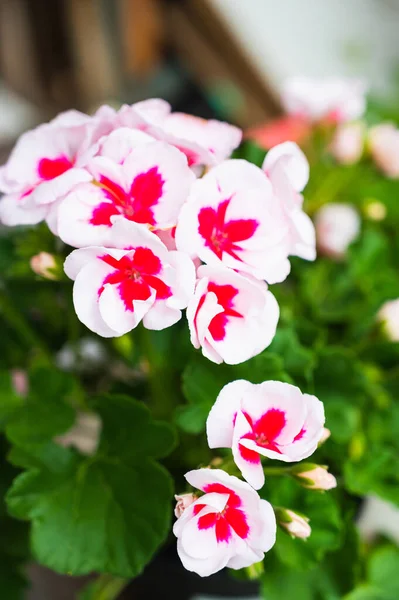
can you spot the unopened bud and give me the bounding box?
[378,299,399,342]
[174,493,196,518]
[330,122,365,165]
[292,464,337,490]
[318,428,331,446]
[364,200,386,222]
[276,508,311,539]
[30,252,57,280]
[315,203,360,259]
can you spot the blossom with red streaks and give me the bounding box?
[173,468,276,577]
[64,218,195,337]
[207,380,325,489]
[187,265,279,365]
[175,160,291,283]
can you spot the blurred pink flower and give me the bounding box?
[246,115,311,150]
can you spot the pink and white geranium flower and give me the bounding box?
[118,100,241,169]
[207,380,325,490]
[64,218,195,337]
[175,159,291,283]
[0,108,114,226]
[262,141,316,261]
[187,265,279,365]
[282,76,367,123]
[173,468,276,577]
[56,137,195,247]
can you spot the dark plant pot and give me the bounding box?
[122,544,259,599]
[27,543,259,599]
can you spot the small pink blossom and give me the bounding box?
[175,159,291,283]
[30,252,57,280]
[57,135,195,248]
[246,115,311,150]
[173,468,276,577]
[187,265,279,365]
[278,509,311,539]
[207,380,325,490]
[369,123,399,178]
[11,369,28,397]
[262,141,316,261]
[174,493,197,518]
[319,427,331,445]
[64,217,195,337]
[315,203,360,259]
[293,465,337,490]
[282,76,367,123]
[330,122,365,165]
[378,299,399,342]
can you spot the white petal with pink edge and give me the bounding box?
[187,265,279,365]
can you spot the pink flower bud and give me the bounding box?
[315,203,360,259]
[330,122,365,165]
[318,428,331,445]
[378,299,399,342]
[174,493,196,518]
[30,252,57,280]
[295,465,337,490]
[279,510,311,539]
[11,369,28,397]
[369,124,399,178]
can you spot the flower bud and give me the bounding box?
[315,203,360,259]
[174,493,196,518]
[292,464,337,490]
[378,299,399,342]
[30,252,57,280]
[364,200,386,222]
[11,369,28,397]
[318,427,331,446]
[276,508,311,539]
[369,123,399,178]
[330,122,365,165]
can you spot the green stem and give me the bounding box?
[138,326,176,420]
[80,574,128,600]
[0,291,50,359]
[262,466,292,476]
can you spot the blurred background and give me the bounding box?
[1,0,399,159]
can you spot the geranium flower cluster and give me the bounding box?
[0,100,316,365]
[173,379,333,576]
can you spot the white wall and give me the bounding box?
[211,0,399,96]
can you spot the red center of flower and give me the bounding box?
[198,199,259,261]
[196,282,243,342]
[194,483,249,543]
[90,168,164,227]
[239,409,286,463]
[38,156,74,180]
[99,248,171,311]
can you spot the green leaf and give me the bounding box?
[345,545,399,600]
[345,448,399,506]
[5,367,77,448]
[178,351,287,434]
[6,395,176,578]
[263,477,343,571]
[268,326,316,383]
[0,372,24,430]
